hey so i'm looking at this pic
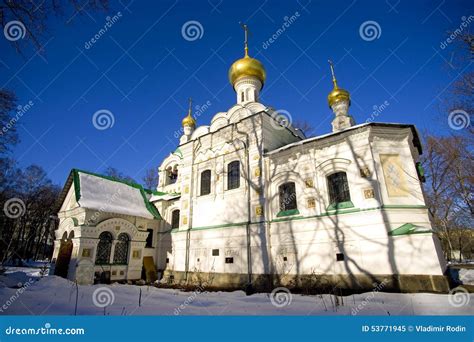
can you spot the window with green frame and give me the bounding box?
[279,182,297,212]
[327,172,351,207]
[227,161,240,190]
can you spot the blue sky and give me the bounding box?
[1,0,472,186]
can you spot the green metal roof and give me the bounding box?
[388,223,432,236]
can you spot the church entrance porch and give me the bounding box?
[54,232,74,279]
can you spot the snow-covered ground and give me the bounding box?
[0,268,472,316]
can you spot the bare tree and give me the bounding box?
[142,167,159,190]
[292,120,314,137]
[0,0,109,54]
[103,166,136,183]
[0,90,18,155]
[421,134,473,260]
[1,165,60,265]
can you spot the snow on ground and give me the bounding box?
[459,269,474,285]
[0,268,473,316]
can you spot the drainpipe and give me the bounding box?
[233,122,253,289]
[184,137,201,282]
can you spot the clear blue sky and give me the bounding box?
[1,0,472,186]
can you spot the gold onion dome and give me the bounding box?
[182,98,196,127]
[228,24,266,87]
[327,60,350,108]
[228,54,266,86]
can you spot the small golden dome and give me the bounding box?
[228,55,266,87]
[327,60,350,108]
[182,98,196,127]
[328,86,350,108]
[182,113,196,127]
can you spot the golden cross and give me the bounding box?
[328,60,338,88]
[240,22,249,56]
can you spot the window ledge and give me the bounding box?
[276,209,300,217]
[326,201,354,211]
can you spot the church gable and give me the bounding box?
[59,183,79,212]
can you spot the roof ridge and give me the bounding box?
[72,168,144,189]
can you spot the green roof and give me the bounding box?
[388,223,432,236]
[173,148,183,159]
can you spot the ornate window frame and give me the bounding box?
[316,158,354,211]
[113,233,130,265]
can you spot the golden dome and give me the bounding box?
[328,86,350,108]
[182,113,196,127]
[228,23,266,87]
[228,54,266,87]
[327,60,350,108]
[182,98,196,127]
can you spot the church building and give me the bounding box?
[53,27,448,292]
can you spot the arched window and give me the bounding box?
[113,233,130,264]
[279,182,297,211]
[241,92,245,102]
[171,209,180,229]
[145,229,153,248]
[95,232,113,265]
[227,161,240,190]
[327,172,351,205]
[200,170,211,196]
[167,165,178,185]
